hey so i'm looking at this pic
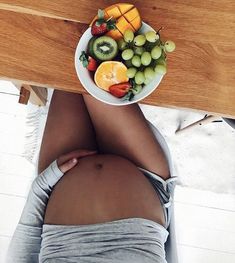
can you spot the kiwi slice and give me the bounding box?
[93,36,118,61]
[87,36,97,58]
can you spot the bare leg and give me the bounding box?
[43,92,167,226]
[38,90,97,174]
[83,95,170,179]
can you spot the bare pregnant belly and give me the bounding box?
[44,154,165,226]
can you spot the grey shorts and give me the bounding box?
[143,121,178,263]
[139,167,177,228]
[137,121,177,228]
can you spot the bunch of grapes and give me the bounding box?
[118,29,175,96]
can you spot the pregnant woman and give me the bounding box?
[7,91,177,263]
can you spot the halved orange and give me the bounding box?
[94,61,129,91]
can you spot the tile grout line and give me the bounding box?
[0,172,34,179]
[178,243,235,255]
[0,234,12,238]
[176,224,235,234]
[0,192,27,199]
[175,200,235,213]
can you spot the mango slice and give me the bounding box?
[106,28,123,40]
[116,16,135,34]
[131,16,142,31]
[118,3,134,14]
[124,7,139,22]
[90,3,142,39]
[106,6,122,19]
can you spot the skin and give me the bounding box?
[38,91,169,227]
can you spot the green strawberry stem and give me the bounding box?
[107,19,117,30]
[96,9,116,29]
[79,51,89,68]
[122,80,135,101]
[122,90,135,101]
[98,9,105,19]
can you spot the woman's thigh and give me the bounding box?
[83,95,170,179]
[38,90,98,174]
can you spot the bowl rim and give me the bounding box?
[75,21,163,106]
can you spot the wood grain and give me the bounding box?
[0,0,234,45]
[0,1,235,117]
[0,10,87,92]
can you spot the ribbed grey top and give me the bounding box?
[40,218,168,262]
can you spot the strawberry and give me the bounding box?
[91,21,107,36]
[79,51,98,71]
[109,82,131,98]
[91,9,116,36]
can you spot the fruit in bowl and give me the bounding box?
[90,3,142,40]
[75,3,175,105]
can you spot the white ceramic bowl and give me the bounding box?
[75,22,163,106]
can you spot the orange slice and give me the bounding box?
[94,61,129,91]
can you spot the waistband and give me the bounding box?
[138,167,178,228]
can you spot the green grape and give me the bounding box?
[151,46,162,59]
[144,67,155,80]
[135,71,145,85]
[126,67,137,78]
[141,52,152,66]
[131,55,141,67]
[132,85,142,95]
[124,59,133,68]
[156,57,167,66]
[144,78,151,85]
[133,46,145,55]
[155,64,167,75]
[117,38,128,51]
[164,40,176,52]
[122,49,134,60]
[145,31,159,43]
[123,29,134,43]
[134,35,146,46]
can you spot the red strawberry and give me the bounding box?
[91,20,108,36]
[109,82,131,98]
[79,51,98,71]
[91,9,116,36]
[86,57,98,71]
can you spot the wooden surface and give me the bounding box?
[0,0,235,117]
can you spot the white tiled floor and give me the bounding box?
[0,81,235,263]
[174,187,235,262]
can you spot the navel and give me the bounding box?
[95,163,103,170]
